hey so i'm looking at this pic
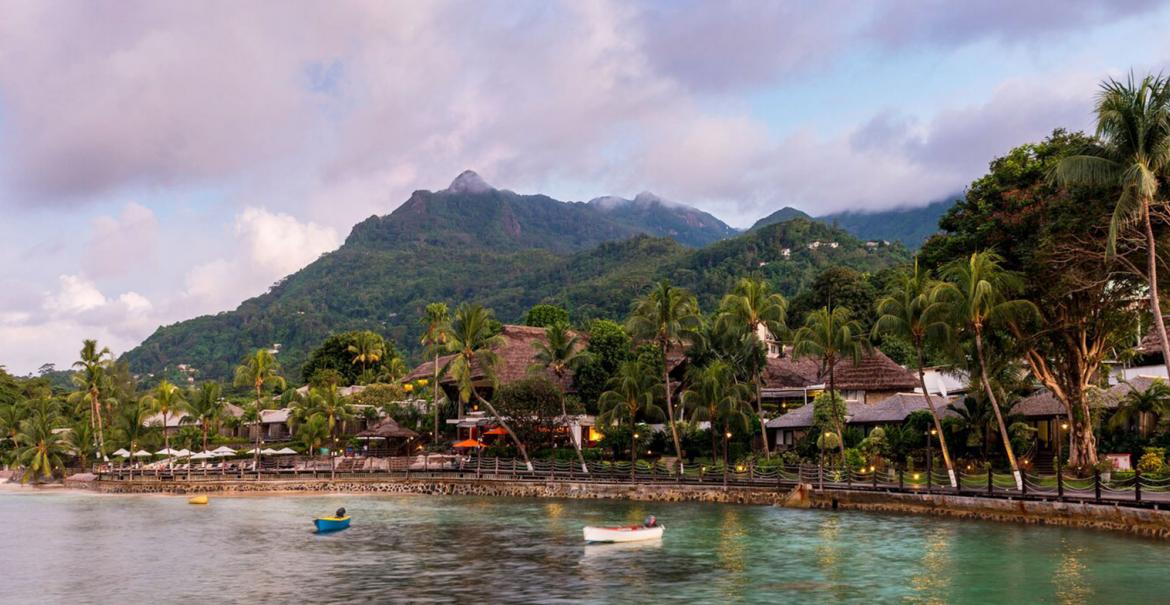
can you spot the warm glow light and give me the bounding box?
[633,433,640,439]
[1060,422,1069,430]
[869,465,875,472]
[913,473,921,480]
[725,432,732,439]
[930,428,937,436]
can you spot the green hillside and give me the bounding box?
[818,196,959,249]
[122,177,910,383]
[588,192,737,247]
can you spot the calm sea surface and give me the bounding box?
[1,488,1166,604]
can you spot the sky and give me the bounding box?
[2,0,1170,374]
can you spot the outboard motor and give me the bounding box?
[336,507,347,518]
[644,515,657,527]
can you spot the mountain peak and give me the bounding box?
[446,170,494,194]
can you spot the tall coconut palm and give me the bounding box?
[116,400,150,479]
[300,383,353,479]
[13,402,67,484]
[792,306,866,459]
[598,360,664,480]
[297,413,330,477]
[71,339,112,462]
[0,402,26,455]
[681,360,753,481]
[186,382,224,452]
[142,380,187,464]
[348,331,385,384]
[420,302,451,442]
[718,277,787,457]
[1053,73,1170,367]
[65,418,97,470]
[233,349,286,478]
[872,261,958,486]
[938,251,1038,489]
[627,280,701,469]
[446,303,533,470]
[530,322,591,472]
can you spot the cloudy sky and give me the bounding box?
[2,0,1169,374]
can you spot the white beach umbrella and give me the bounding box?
[274,447,298,455]
[190,451,214,460]
[133,450,153,458]
[210,446,237,456]
[261,448,278,455]
[155,447,182,456]
[176,449,192,457]
[111,448,131,458]
[241,448,260,454]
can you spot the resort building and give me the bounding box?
[767,392,957,450]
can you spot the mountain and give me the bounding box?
[748,206,812,231]
[818,196,960,249]
[121,174,910,382]
[587,192,737,247]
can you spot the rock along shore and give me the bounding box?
[62,475,1170,539]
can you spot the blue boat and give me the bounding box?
[314,516,351,533]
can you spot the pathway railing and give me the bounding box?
[92,458,1168,509]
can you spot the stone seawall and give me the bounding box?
[66,477,1170,538]
[811,489,1170,539]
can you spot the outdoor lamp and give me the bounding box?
[930,428,937,436]
[725,432,732,439]
[633,433,639,439]
[1061,422,1069,430]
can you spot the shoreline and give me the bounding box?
[40,475,1170,539]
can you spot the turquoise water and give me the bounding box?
[2,489,1166,604]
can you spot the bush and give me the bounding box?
[1138,449,1166,475]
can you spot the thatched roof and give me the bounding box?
[828,350,918,391]
[762,356,823,389]
[405,324,585,391]
[1014,376,1163,417]
[850,393,957,424]
[356,418,418,440]
[1136,319,1169,357]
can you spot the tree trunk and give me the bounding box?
[723,419,730,486]
[473,390,533,471]
[630,427,637,482]
[91,391,106,463]
[254,386,262,480]
[828,361,847,459]
[661,342,685,472]
[432,350,440,445]
[755,376,770,458]
[975,331,1022,489]
[163,410,170,469]
[917,346,957,487]
[1143,199,1170,372]
[562,393,588,473]
[710,410,719,467]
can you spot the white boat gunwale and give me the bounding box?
[582,524,665,543]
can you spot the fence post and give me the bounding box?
[926,462,932,494]
[846,466,852,488]
[1057,464,1064,499]
[1094,469,1102,503]
[1021,469,1028,496]
[1135,468,1142,503]
[987,467,993,495]
[818,463,824,490]
[872,467,878,489]
[898,468,904,491]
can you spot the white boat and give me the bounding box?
[583,524,665,543]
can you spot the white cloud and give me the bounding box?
[83,202,159,278]
[44,274,108,314]
[234,207,340,276]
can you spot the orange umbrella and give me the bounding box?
[453,439,484,448]
[484,427,508,436]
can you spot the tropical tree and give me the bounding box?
[446,303,533,470]
[0,402,26,457]
[297,413,330,477]
[627,280,701,469]
[142,380,187,463]
[13,403,68,483]
[1109,379,1170,436]
[305,384,353,479]
[1052,73,1170,367]
[681,360,753,480]
[233,349,286,478]
[347,331,385,384]
[186,382,224,452]
[872,261,958,486]
[938,251,1038,489]
[598,360,664,480]
[65,417,98,470]
[420,302,450,442]
[71,339,112,461]
[718,277,787,457]
[115,400,150,479]
[530,322,591,472]
[792,306,865,459]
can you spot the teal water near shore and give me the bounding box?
[3,489,1166,604]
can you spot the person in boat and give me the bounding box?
[335,507,347,518]
[643,515,657,528]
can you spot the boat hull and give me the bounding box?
[314,516,351,533]
[583,525,664,543]
[188,495,208,505]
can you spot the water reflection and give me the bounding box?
[909,526,954,605]
[1053,538,1092,605]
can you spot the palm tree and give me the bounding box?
[1053,73,1170,366]
[234,349,287,478]
[71,339,112,462]
[297,413,330,477]
[792,306,865,459]
[718,277,787,457]
[65,417,97,470]
[115,400,150,479]
[13,403,68,484]
[872,261,958,486]
[627,280,701,469]
[420,302,451,443]
[0,402,26,455]
[347,331,385,384]
[530,322,591,472]
[938,251,1038,489]
[186,382,224,452]
[1109,379,1170,436]
[681,360,753,481]
[447,303,533,470]
[142,380,187,464]
[598,361,664,480]
[301,384,353,479]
